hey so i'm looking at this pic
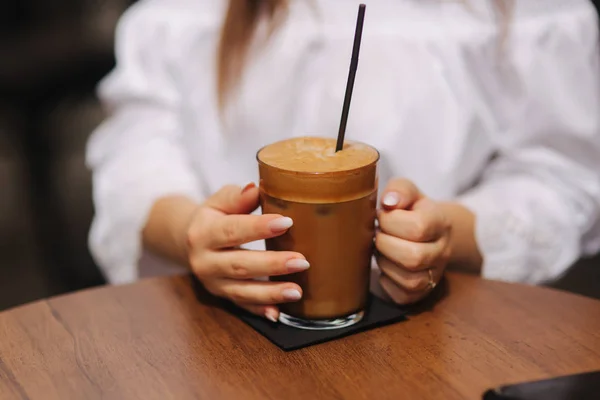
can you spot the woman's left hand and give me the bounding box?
[376,178,452,304]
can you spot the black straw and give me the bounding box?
[336,4,366,152]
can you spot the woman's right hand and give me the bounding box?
[185,183,308,322]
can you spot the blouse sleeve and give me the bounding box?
[458,2,600,284]
[86,2,205,284]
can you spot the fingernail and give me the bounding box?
[282,288,302,301]
[268,217,293,232]
[265,309,278,323]
[285,258,310,272]
[383,192,400,207]
[241,182,256,194]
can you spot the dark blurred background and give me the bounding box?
[0,0,599,311]
[0,0,136,310]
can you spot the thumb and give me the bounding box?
[203,183,259,215]
[381,178,422,210]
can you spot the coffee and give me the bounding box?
[257,137,379,330]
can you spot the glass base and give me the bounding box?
[278,311,364,330]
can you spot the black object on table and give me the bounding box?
[483,370,600,400]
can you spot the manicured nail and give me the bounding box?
[268,217,293,232]
[241,182,256,194]
[282,289,302,301]
[382,192,400,207]
[265,309,278,323]
[285,258,310,272]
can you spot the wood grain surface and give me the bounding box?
[0,272,599,400]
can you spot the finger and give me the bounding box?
[381,178,422,210]
[210,279,303,305]
[208,214,294,248]
[376,255,431,293]
[375,231,445,271]
[204,183,260,215]
[379,274,426,305]
[377,199,446,242]
[239,182,261,213]
[200,250,309,279]
[238,304,280,323]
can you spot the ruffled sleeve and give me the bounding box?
[458,2,600,283]
[86,1,209,283]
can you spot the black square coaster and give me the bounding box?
[235,295,407,351]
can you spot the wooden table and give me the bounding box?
[0,273,599,399]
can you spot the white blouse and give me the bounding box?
[87,0,600,285]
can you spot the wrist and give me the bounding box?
[143,195,201,268]
[439,201,483,273]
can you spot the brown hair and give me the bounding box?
[216,0,513,109]
[217,0,288,110]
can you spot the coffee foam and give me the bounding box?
[257,137,379,173]
[258,137,379,204]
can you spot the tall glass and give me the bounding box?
[257,137,379,330]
